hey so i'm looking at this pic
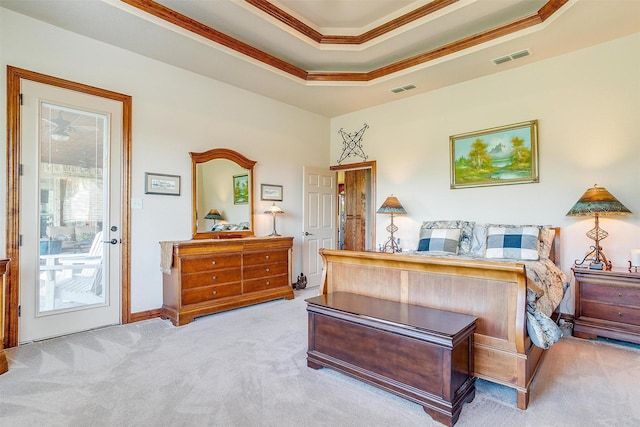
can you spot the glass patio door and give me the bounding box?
[19,80,122,342]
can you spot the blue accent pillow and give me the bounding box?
[485,226,539,260]
[419,220,474,254]
[417,228,461,253]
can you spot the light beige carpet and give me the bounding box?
[1,287,639,426]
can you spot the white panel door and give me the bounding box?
[302,167,337,288]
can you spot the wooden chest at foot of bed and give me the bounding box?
[306,292,477,427]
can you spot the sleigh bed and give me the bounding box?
[318,222,568,410]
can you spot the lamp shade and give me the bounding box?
[204,209,222,220]
[377,195,407,215]
[566,185,631,217]
[264,203,284,214]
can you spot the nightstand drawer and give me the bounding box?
[581,283,640,307]
[182,282,241,305]
[581,301,640,326]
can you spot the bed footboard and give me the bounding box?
[319,249,545,410]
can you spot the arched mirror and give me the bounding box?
[191,148,256,239]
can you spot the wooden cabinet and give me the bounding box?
[161,236,294,326]
[573,267,640,344]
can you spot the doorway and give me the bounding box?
[302,166,337,288]
[331,161,376,252]
[4,67,132,347]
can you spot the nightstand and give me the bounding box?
[572,267,640,344]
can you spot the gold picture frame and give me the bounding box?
[450,120,539,189]
[233,174,249,204]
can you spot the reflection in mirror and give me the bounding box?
[195,160,250,231]
[191,148,256,239]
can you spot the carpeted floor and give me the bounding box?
[1,287,639,426]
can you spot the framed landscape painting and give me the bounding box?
[450,120,539,189]
[233,174,249,204]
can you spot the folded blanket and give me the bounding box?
[160,241,174,274]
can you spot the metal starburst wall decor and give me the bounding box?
[337,123,369,164]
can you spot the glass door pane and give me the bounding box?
[38,102,109,313]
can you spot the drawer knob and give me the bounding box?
[265,255,270,259]
[266,281,270,285]
[618,293,622,297]
[212,290,218,295]
[212,275,217,280]
[211,261,216,265]
[618,312,623,317]
[266,268,270,272]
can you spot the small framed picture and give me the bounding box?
[261,184,283,201]
[145,172,180,196]
[233,174,249,204]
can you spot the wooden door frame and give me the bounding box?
[330,161,376,250]
[4,66,132,348]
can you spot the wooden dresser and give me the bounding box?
[161,236,294,326]
[573,267,640,344]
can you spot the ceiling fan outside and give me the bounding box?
[49,111,72,141]
[41,109,101,142]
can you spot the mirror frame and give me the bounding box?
[190,148,256,239]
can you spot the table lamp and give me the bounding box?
[265,203,284,236]
[566,184,631,270]
[377,195,407,253]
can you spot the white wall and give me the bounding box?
[2,7,639,317]
[331,34,640,313]
[0,8,329,312]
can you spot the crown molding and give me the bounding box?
[120,0,569,82]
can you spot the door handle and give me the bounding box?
[303,232,314,236]
[103,238,119,245]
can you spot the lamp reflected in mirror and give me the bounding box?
[265,203,284,236]
[204,209,223,230]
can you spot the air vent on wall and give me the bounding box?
[492,48,532,65]
[390,84,417,94]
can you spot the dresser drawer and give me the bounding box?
[243,262,288,280]
[581,300,640,326]
[581,283,640,307]
[182,282,241,305]
[244,274,289,293]
[180,255,241,273]
[243,250,287,266]
[182,268,241,289]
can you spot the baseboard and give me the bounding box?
[129,308,162,323]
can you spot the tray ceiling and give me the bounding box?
[2,0,639,117]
